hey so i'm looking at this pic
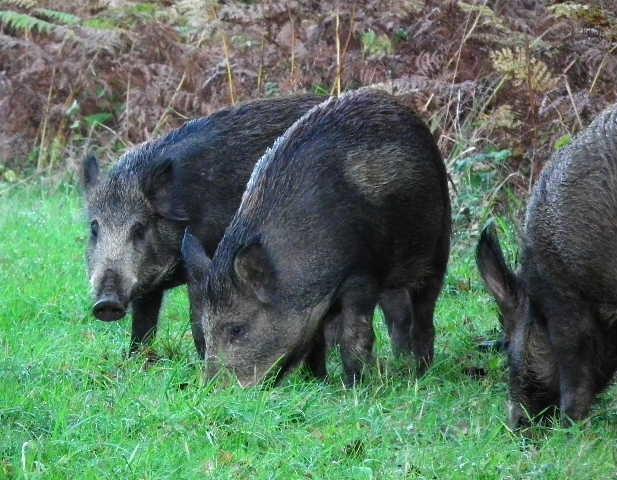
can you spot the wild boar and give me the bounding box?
[83,94,322,356]
[477,105,617,425]
[182,89,451,385]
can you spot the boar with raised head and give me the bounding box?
[182,89,451,386]
[82,94,322,356]
[477,105,617,426]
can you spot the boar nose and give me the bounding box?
[205,355,220,379]
[508,401,531,430]
[93,294,126,322]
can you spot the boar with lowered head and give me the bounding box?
[477,105,617,425]
[182,89,451,386]
[82,95,322,356]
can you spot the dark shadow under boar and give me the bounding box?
[182,89,451,386]
[477,105,617,426]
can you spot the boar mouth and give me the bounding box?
[92,293,127,322]
[229,353,291,388]
[247,341,315,387]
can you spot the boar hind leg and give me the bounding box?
[379,288,413,357]
[546,300,596,423]
[339,281,378,386]
[129,289,164,354]
[410,278,442,373]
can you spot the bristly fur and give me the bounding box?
[89,94,324,223]
[478,103,617,424]
[88,116,218,216]
[83,93,323,355]
[205,89,451,310]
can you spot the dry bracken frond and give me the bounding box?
[76,26,129,55]
[490,47,558,93]
[176,0,217,34]
[372,0,425,17]
[415,50,444,77]
[1,0,615,181]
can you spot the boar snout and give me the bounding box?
[204,355,220,380]
[91,268,131,321]
[93,293,126,321]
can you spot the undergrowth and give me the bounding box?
[1,0,616,207]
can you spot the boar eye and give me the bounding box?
[132,222,146,243]
[90,220,99,240]
[227,324,247,343]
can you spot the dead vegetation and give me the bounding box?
[1,0,616,210]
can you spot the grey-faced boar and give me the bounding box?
[82,95,322,356]
[181,89,451,386]
[476,105,617,426]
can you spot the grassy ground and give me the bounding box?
[1,186,617,480]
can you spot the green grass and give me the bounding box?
[1,186,617,479]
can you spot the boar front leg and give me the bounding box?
[410,278,442,374]
[379,288,413,358]
[339,279,378,386]
[546,300,596,423]
[129,289,164,354]
[304,306,343,379]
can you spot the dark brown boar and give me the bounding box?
[83,95,322,356]
[182,89,451,385]
[477,105,617,425]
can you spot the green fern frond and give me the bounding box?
[0,0,37,9]
[34,8,80,25]
[83,17,118,30]
[0,9,55,33]
[458,1,510,32]
[362,30,393,57]
[549,2,614,28]
[490,47,558,93]
[479,104,521,130]
[548,2,590,19]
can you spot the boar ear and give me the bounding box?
[234,241,275,304]
[476,221,518,312]
[181,228,212,286]
[142,157,188,221]
[82,154,99,192]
